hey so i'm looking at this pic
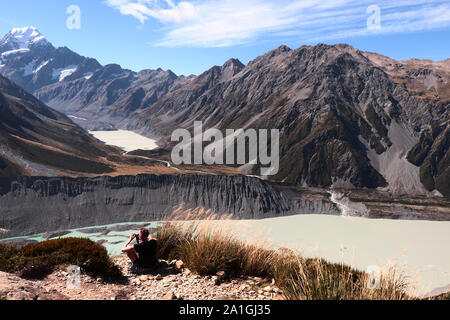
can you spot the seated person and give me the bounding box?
[122,228,158,272]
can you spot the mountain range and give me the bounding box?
[0,73,116,176]
[0,27,448,197]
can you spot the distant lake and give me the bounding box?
[89,130,158,152]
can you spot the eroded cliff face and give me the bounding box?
[0,175,339,237]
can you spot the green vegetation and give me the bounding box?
[155,222,412,300]
[0,238,121,280]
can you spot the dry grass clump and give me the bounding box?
[156,222,278,279]
[155,222,187,260]
[155,221,414,300]
[281,258,411,300]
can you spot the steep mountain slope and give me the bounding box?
[0,74,115,175]
[364,52,450,197]
[131,44,447,195]
[407,118,450,197]
[36,67,193,131]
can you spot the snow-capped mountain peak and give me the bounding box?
[0,26,50,53]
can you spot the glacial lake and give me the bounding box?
[6,215,450,296]
[89,130,158,152]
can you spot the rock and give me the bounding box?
[163,292,177,300]
[175,260,184,270]
[78,227,110,235]
[139,275,149,282]
[155,274,163,281]
[215,270,229,285]
[42,231,71,240]
[263,286,272,292]
[134,279,141,286]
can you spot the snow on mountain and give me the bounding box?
[83,72,93,80]
[0,27,51,61]
[34,59,51,74]
[1,26,48,50]
[0,27,99,92]
[51,65,78,81]
[22,59,37,76]
[1,48,30,57]
[22,59,53,77]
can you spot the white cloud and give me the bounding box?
[105,0,450,47]
[106,0,197,24]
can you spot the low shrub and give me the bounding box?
[0,238,122,280]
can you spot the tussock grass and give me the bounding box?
[155,221,415,300]
[281,258,410,300]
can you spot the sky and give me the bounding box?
[0,0,449,75]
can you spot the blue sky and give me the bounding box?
[0,0,449,75]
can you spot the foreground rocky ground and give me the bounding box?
[0,256,284,301]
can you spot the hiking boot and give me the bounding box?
[129,262,139,276]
